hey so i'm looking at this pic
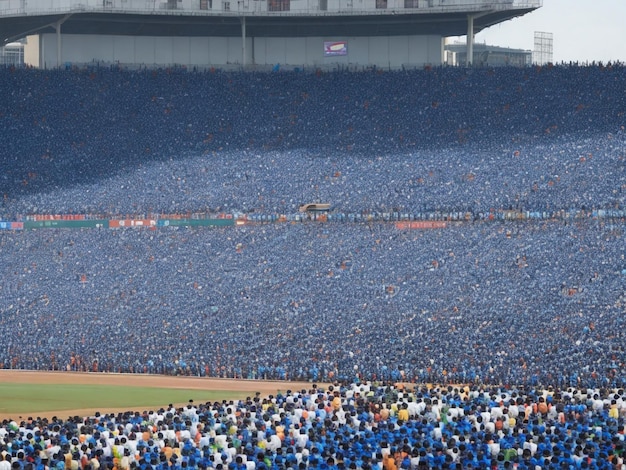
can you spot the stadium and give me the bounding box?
[1,0,626,468]
[1,0,541,69]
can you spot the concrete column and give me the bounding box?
[55,21,62,68]
[466,13,474,67]
[241,16,246,67]
[54,15,72,68]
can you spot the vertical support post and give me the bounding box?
[56,21,62,68]
[241,16,246,68]
[466,13,474,67]
[52,15,71,69]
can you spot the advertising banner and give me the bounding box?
[395,221,447,229]
[324,41,347,57]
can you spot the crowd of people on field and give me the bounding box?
[2,381,626,470]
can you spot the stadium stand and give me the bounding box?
[0,61,625,470]
[1,64,625,386]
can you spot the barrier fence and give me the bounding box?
[0,207,624,230]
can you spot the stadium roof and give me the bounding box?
[1,6,539,45]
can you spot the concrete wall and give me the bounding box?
[38,32,443,69]
[254,35,442,69]
[24,35,40,67]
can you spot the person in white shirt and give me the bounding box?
[295,428,308,450]
[244,453,256,470]
[267,432,282,452]
[179,426,192,442]
[0,452,11,470]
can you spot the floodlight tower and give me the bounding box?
[533,31,553,65]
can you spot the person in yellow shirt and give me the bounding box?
[63,450,73,470]
[397,403,409,423]
[332,393,341,412]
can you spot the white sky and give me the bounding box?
[449,0,626,64]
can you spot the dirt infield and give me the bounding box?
[0,370,317,421]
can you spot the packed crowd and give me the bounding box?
[1,381,626,470]
[0,219,624,388]
[0,64,624,388]
[0,65,624,217]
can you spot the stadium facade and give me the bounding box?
[445,41,532,67]
[0,0,541,69]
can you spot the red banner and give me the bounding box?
[395,221,446,229]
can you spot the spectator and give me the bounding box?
[0,64,624,387]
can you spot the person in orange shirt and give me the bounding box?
[382,451,397,470]
[141,428,152,444]
[494,416,504,431]
[162,439,174,462]
[275,424,285,441]
[379,406,390,421]
[537,396,549,416]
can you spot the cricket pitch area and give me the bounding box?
[0,370,317,421]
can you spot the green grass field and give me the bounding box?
[0,383,248,416]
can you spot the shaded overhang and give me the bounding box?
[1,8,537,45]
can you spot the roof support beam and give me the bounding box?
[3,15,68,45]
[466,11,492,67]
[55,14,71,68]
